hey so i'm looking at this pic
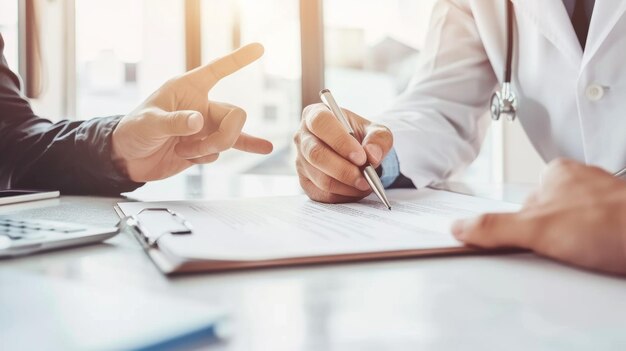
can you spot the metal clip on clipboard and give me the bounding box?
[118,208,193,248]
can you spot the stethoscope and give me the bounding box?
[488,1,626,177]
[490,0,518,122]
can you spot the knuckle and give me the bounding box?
[295,155,305,170]
[306,142,326,164]
[298,117,307,131]
[370,125,393,145]
[326,179,341,194]
[299,178,316,198]
[317,175,333,192]
[293,130,302,145]
[230,107,247,123]
[296,155,317,180]
[295,161,304,177]
[337,165,359,184]
[233,107,246,117]
[300,178,330,203]
[219,102,238,110]
[325,177,352,196]
[381,125,393,147]
[296,155,302,169]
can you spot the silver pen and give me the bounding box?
[319,89,392,210]
[614,167,626,178]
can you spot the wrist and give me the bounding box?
[110,121,137,182]
[70,115,145,194]
[111,131,129,174]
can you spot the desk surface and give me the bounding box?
[2,174,625,350]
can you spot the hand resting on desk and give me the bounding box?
[453,159,626,275]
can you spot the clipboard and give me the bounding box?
[113,204,507,276]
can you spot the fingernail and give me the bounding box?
[451,219,469,240]
[349,151,365,165]
[365,144,383,164]
[187,113,203,131]
[356,178,370,191]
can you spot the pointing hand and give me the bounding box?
[111,43,273,182]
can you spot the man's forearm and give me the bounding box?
[1,115,143,195]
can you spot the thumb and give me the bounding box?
[451,212,535,249]
[362,124,393,167]
[159,110,204,137]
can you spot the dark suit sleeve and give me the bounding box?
[0,34,143,195]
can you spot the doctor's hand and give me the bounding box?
[111,43,273,182]
[452,159,626,275]
[294,103,393,203]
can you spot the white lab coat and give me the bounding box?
[381,0,626,187]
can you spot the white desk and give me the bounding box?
[2,175,625,350]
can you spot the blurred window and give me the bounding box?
[75,0,185,120]
[67,0,496,179]
[200,0,302,174]
[323,0,496,182]
[0,0,19,71]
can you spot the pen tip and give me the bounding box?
[387,206,392,211]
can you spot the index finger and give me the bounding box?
[181,42,264,93]
[304,104,366,166]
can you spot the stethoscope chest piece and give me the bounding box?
[491,0,518,122]
[490,82,518,121]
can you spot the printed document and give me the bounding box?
[118,189,520,261]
